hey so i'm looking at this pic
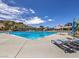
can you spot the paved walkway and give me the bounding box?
[0,34,26,58]
[0,33,79,58]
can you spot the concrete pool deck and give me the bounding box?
[0,33,79,58]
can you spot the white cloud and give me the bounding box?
[48,19,52,21]
[0,0,35,21]
[0,0,46,25]
[0,3,31,15]
[24,17,45,24]
[9,0,16,4]
[0,14,14,19]
[0,0,2,3]
[29,8,35,14]
[45,16,48,18]
[48,19,55,22]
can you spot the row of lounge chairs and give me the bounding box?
[51,38,79,53]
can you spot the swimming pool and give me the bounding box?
[10,32,56,40]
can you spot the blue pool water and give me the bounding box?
[10,32,56,40]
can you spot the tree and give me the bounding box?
[39,26,44,31]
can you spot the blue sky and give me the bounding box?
[0,0,79,27]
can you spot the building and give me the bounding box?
[54,24,72,32]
